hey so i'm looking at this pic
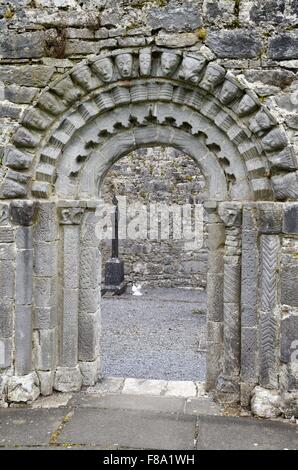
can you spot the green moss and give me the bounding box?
[196,28,206,41]
[4,5,15,19]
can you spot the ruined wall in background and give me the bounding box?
[101,147,208,288]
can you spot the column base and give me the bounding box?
[80,358,101,386]
[54,366,82,392]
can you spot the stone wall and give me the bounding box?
[100,147,208,288]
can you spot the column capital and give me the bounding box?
[10,200,37,226]
[58,207,85,225]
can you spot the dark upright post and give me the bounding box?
[103,195,126,295]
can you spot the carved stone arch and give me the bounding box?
[0,47,297,201]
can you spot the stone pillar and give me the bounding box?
[33,202,59,396]
[54,203,84,392]
[205,201,225,391]
[10,201,37,376]
[216,202,242,403]
[240,203,259,406]
[79,203,101,386]
[0,203,14,372]
[259,234,280,389]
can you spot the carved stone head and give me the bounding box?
[219,80,241,105]
[178,54,206,83]
[262,129,288,152]
[92,57,114,82]
[160,52,180,77]
[219,203,242,227]
[139,50,152,76]
[115,53,133,78]
[38,93,64,116]
[249,109,273,134]
[23,109,51,131]
[200,64,225,91]
[71,66,93,90]
[237,94,259,116]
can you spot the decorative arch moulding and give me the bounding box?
[0,47,297,202]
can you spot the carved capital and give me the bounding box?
[10,200,37,226]
[59,207,85,225]
[218,202,242,228]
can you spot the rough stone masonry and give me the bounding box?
[0,0,297,419]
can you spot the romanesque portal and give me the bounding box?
[0,47,297,415]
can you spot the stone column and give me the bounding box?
[0,203,14,372]
[54,203,84,392]
[240,203,259,406]
[79,203,101,386]
[33,202,59,396]
[205,201,225,391]
[216,202,242,403]
[10,201,37,376]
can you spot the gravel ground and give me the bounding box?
[101,288,207,381]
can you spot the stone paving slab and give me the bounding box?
[57,408,197,450]
[196,416,298,450]
[70,393,187,414]
[0,408,67,447]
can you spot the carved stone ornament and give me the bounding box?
[115,53,133,78]
[178,54,206,84]
[262,128,288,152]
[59,207,84,225]
[160,52,180,77]
[71,66,94,91]
[200,63,226,91]
[219,202,242,227]
[139,50,152,76]
[249,109,273,135]
[92,57,114,83]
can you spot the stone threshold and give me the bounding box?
[85,377,207,398]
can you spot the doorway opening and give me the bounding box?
[99,146,208,382]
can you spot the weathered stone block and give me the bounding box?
[37,370,54,397]
[35,203,58,242]
[207,273,224,322]
[5,84,38,104]
[241,327,258,382]
[280,315,298,363]
[54,366,82,393]
[206,30,262,59]
[257,203,283,233]
[0,244,14,261]
[34,242,58,277]
[7,373,40,403]
[79,287,100,314]
[80,247,100,289]
[155,32,198,48]
[0,65,54,87]
[34,276,57,309]
[268,31,298,60]
[148,3,202,32]
[283,204,298,234]
[16,249,33,305]
[15,305,32,376]
[80,358,101,386]
[0,260,15,298]
[0,228,14,243]
[0,299,13,338]
[0,31,45,59]
[251,386,281,418]
[61,288,79,367]
[34,329,57,371]
[34,306,57,331]
[10,201,37,226]
[79,312,100,362]
[280,252,298,307]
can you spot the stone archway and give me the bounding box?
[0,47,297,410]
